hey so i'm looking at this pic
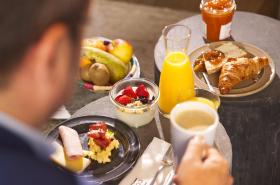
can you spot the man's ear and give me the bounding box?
[33,24,70,82]
[20,24,72,96]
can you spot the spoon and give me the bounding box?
[202,72,216,93]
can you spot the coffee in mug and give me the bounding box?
[170,101,219,161]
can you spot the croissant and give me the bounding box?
[218,57,269,94]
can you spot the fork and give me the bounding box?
[149,146,174,185]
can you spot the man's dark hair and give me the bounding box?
[0,0,90,86]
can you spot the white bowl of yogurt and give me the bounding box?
[109,78,160,128]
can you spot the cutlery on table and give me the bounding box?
[149,146,174,185]
[202,72,215,93]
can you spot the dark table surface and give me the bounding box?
[70,96,232,184]
[154,11,280,185]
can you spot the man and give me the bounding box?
[0,0,90,184]
[175,137,233,185]
[0,0,232,185]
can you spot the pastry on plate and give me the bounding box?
[194,42,247,74]
[218,57,269,94]
[194,50,226,73]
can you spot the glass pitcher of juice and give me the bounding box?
[200,0,236,42]
[158,24,195,117]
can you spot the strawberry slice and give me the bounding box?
[93,137,111,149]
[122,86,137,99]
[89,122,107,132]
[115,95,132,105]
[115,95,123,102]
[136,84,149,98]
[88,130,100,139]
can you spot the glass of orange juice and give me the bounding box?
[158,24,195,117]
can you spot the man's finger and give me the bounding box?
[204,148,224,162]
[227,176,234,185]
[173,175,179,185]
[182,136,208,161]
[204,148,230,175]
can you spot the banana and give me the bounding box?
[82,47,129,83]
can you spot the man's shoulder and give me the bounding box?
[0,126,79,185]
[0,151,79,185]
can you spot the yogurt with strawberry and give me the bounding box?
[110,79,159,128]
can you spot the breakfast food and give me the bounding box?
[80,62,92,82]
[84,39,108,51]
[215,42,247,58]
[52,123,120,172]
[51,141,91,174]
[219,57,269,94]
[85,122,120,164]
[115,84,154,107]
[201,0,236,41]
[194,43,247,74]
[194,50,226,74]
[110,80,159,128]
[82,47,129,84]
[194,42,269,94]
[80,38,134,86]
[89,63,110,86]
[58,126,83,160]
[108,39,133,64]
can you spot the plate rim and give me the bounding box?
[189,41,276,98]
[47,115,141,183]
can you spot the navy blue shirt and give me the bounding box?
[0,113,91,185]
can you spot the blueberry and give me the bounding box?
[103,40,111,46]
[140,96,148,104]
[147,96,155,104]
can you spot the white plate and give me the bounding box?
[189,41,276,97]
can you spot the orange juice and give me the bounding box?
[189,97,219,110]
[158,52,195,114]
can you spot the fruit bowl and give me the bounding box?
[109,78,160,128]
[79,37,140,93]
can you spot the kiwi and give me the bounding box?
[89,63,110,86]
[80,63,92,82]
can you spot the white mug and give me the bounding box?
[170,101,219,161]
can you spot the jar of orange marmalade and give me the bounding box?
[200,0,236,42]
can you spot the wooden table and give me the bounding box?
[154,11,280,185]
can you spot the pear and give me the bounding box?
[80,63,92,82]
[89,63,110,86]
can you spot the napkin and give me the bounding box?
[120,137,175,185]
[51,106,71,120]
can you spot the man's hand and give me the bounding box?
[174,136,233,185]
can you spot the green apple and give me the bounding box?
[108,39,133,64]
